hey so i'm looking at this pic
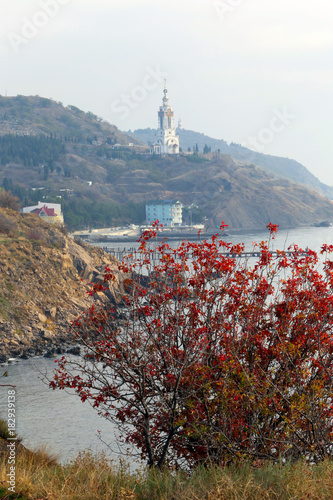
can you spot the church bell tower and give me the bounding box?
[151,81,180,155]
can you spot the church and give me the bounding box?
[150,81,180,155]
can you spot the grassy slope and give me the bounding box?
[1,417,332,499]
[0,441,332,499]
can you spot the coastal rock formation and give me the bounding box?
[0,208,123,362]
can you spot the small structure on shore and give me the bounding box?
[22,202,64,224]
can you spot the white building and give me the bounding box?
[150,81,180,155]
[146,200,183,227]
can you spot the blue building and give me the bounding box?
[146,200,183,227]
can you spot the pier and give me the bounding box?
[103,247,303,262]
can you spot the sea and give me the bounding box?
[1,225,333,465]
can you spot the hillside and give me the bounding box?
[129,128,333,199]
[0,206,124,362]
[151,155,333,230]
[0,95,140,146]
[0,96,333,230]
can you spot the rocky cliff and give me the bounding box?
[0,208,123,362]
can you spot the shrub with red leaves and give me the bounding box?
[51,222,333,469]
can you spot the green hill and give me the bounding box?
[0,95,333,231]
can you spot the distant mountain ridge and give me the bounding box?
[0,95,333,231]
[128,128,333,199]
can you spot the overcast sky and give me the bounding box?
[1,0,333,184]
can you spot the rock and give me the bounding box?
[42,330,55,340]
[38,313,47,323]
[23,327,33,337]
[2,371,8,377]
[44,350,56,358]
[20,338,31,346]
[93,274,105,284]
[49,307,57,319]
[45,307,57,319]
[11,349,23,357]
[67,346,81,356]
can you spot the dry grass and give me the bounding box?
[0,443,332,500]
[0,421,332,499]
[136,460,333,499]
[0,447,136,500]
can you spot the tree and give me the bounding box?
[0,189,20,211]
[51,222,333,470]
[43,164,49,181]
[2,178,13,193]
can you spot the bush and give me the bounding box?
[51,223,333,470]
[25,230,43,241]
[0,418,19,441]
[0,212,18,236]
[0,190,20,211]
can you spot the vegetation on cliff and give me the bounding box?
[0,204,122,361]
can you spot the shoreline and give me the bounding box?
[74,224,309,245]
[0,339,81,366]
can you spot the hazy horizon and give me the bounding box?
[1,1,333,184]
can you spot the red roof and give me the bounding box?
[31,205,56,217]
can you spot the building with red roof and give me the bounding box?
[22,202,64,224]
